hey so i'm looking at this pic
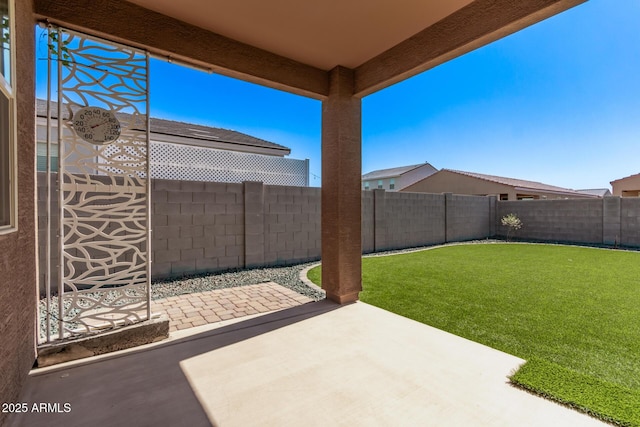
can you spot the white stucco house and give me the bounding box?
[362,162,438,191]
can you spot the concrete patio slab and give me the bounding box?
[10,301,605,427]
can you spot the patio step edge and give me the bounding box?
[35,315,170,368]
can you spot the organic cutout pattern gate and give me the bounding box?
[44,27,151,340]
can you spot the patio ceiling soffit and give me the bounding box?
[34,0,586,100]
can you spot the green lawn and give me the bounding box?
[307,243,640,426]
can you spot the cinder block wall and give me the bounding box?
[361,191,374,253]
[38,176,492,289]
[151,179,246,278]
[263,185,321,266]
[446,194,493,242]
[379,191,446,251]
[496,199,604,244]
[38,174,640,293]
[35,176,320,291]
[619,198,640,247]
[136,180,324,280]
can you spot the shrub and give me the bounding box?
[501,213,522,242]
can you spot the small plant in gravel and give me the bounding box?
[501,213,522,242]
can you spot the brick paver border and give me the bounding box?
[151,282,313,333]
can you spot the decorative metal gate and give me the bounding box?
[41,26,151,342]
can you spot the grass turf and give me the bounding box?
[307,243,640,426]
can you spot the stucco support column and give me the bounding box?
[321,66,362,304]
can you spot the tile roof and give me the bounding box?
[444,169,597,197]
[147,117,290,153]
[362,163,433,180]
[610,172,640,184]
[36,99,290,154]
[576,188,611,197]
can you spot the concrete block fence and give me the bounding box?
[151,185,493,277]
[362,191,492,252]
[496,197,640,247]
[150,179,322,279]
[36,173,640,294]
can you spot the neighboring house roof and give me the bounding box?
[36,99,290,155]
[147,117,290,154]
[576,188,612,197]
[443,169,598,198]
[610,173,640,184]
[362,163,433,180]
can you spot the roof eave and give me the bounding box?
[513,187,599,198]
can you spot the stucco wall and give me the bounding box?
[0,0,36,423]
[611,174,640,197]
[403,170,515,199]
[402,170,598,201]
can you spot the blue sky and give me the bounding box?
[361,0,640,191]
[37,0,639,190]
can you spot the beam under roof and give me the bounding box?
[354,0,587,97]
[34,0,587,100]
[34,0,330,100]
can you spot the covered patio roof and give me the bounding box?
[34,0,586,98]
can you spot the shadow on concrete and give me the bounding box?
[8,300,341,427]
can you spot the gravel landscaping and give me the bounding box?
[151,262,325,302]
[151,240,503,302]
